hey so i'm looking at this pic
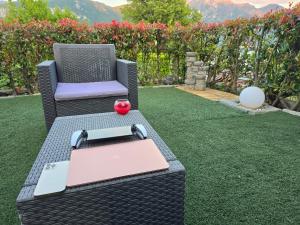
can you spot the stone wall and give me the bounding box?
[184,52,207,91]
[0,7,7,18]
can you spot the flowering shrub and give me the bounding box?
[0,4,299,110]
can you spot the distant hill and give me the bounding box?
[112,5,124,15]
[0,0,284,23]
[48,0,121,23]
[0,0,122,23]
[259,4,283,14]
[189,0,284,22]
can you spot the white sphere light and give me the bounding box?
[239,86,265,109]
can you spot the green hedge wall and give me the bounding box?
[0,5,300,109]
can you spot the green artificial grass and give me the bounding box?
[0,95,47,224]
[1,88,299,225]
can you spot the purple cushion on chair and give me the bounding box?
[54,81,128,101]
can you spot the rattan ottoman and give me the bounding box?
[16,110,186,225]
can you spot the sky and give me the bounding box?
[95,0,300,8]
[95,0,127,7]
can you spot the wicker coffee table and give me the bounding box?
[17,110,185,225]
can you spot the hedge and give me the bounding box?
[0,4,299,110]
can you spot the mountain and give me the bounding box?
[48,0,121,23]
[189,0,283,22]
[0,0,122,23]
[112,5,124,15]
[0,0,284,23]
[48,0,284,23]
[259,4,283,14]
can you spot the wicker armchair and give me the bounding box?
[38,43,138,131]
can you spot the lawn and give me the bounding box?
[0,87,299,225]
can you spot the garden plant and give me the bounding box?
[0,4,299,110]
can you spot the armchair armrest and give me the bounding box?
[37,60,58,131]
[117,59,138,109]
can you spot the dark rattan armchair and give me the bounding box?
[38,44,138,130]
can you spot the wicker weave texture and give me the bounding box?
[38,44,139,131]
[17,111,185,225]
[18,161,185,225]
[37,60,58,131]
[117,59,138,109]
[23,111,177,186]
[53,43,117,83]
[55,95,128,117]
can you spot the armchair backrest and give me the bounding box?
[53,43,117,83]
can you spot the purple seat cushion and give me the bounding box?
[54,81,128,101]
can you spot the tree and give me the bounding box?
[5,0,77,23]
[122,0,202,25]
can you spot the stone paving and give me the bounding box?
[177,86,239,101]
[219,99,281,115]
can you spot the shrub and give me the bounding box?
[0,4,299,110]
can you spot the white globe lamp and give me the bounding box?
[239,86,265,109]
